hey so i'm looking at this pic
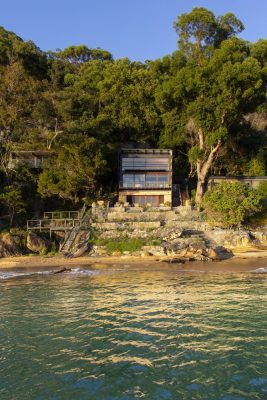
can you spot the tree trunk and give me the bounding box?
[195,177,206,205]
[195,139,222,205]
[9,210,14,228]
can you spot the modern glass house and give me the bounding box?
[118,149,173,207]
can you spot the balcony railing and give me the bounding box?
[27,218,81,231]
[43,211,80,220]
[120,183,171,189]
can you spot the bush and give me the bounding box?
[94,238,145,253]
[247,181,267,227]
[202,182,263,228]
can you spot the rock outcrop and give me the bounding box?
[26,232,50,254]
[0,233,23,257]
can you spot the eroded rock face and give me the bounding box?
[0,233,22,257]
[89,245,107,256]
[164,243,232,262]
[26,232,50,254]
[162,229,184,242]
[205,230,266,249]
[142,246,166,256]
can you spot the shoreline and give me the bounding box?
[0,248,266,273]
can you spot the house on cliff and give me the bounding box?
[118,148,176,207]
[7,150,53,170]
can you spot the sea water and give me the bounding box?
[0,264,266,399]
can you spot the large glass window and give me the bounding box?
[134,174,145,188]
[158,175,168,188]
[122,173,169,188]
[146,175,157,188]
[123,174,134,188]
[122,156,169,171]
[123,174,145,188]
[132,195,165,207]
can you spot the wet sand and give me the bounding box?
[0,249,266,273]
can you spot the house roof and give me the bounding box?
[121,148,172,155]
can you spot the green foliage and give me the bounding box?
[202,182,263,228]
[38,137,107,203]
[246,158,266,176]
[257,181,267,198]
[0,10,266,216]
[0,186,26,227]
[174,7,244,60]
[93,238,145,253]
[159,8,265,202]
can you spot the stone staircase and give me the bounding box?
[91,206,208,242]
[60,206,91,257]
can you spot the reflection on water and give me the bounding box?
[0,265,266,399]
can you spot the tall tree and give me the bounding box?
[158,9,265,204]
[38,137,107,204]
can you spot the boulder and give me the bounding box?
[0,233,22,257]
[208,230,262,249]
[164,240,190,254]
[112,251,121,257]
[142,246,166,256]
[141,251,151,257]
[91,245,107,256]
[26,232,50,254]
[162,229,184,242]
[162,257,185,264]
[207,246,233,261]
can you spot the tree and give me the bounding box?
[158,9,265,204]
[202,182,263,228]
[52,45,112,64]
[37,137,107,203]
[174,7,244,62]
[0,185,26,227]
[60,57,162,146]
[0,61,45,173]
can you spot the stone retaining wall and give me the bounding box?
[92,221,161,231]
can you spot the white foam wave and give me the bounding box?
[0,270,51,280]
[251,267,267,274]
[0,267,96,280]
[66,267,97,276]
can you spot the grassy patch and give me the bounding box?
[92,237,162,253]
[94,238,145,253]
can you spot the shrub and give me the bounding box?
[94,238,145,253]
[247,181,267,227]
[202,182,263,228]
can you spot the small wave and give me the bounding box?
[66,267,97,276]
[251,267,267,274]
[0,270,51,280]
[0,268,97,280]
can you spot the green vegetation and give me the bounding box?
[202,182,264,228]
[93,238,145,253]
[91,237,161,253]
[0,7,267,228]
[0,186,26,227]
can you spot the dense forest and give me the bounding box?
[0,7,267,227]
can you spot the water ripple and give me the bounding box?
[0,266,266,399]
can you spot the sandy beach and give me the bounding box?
[0,248,266,273]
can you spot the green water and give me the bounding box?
[0,265,267,399]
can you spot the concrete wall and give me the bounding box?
[92,221,161,230]
[208,176,267,190]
